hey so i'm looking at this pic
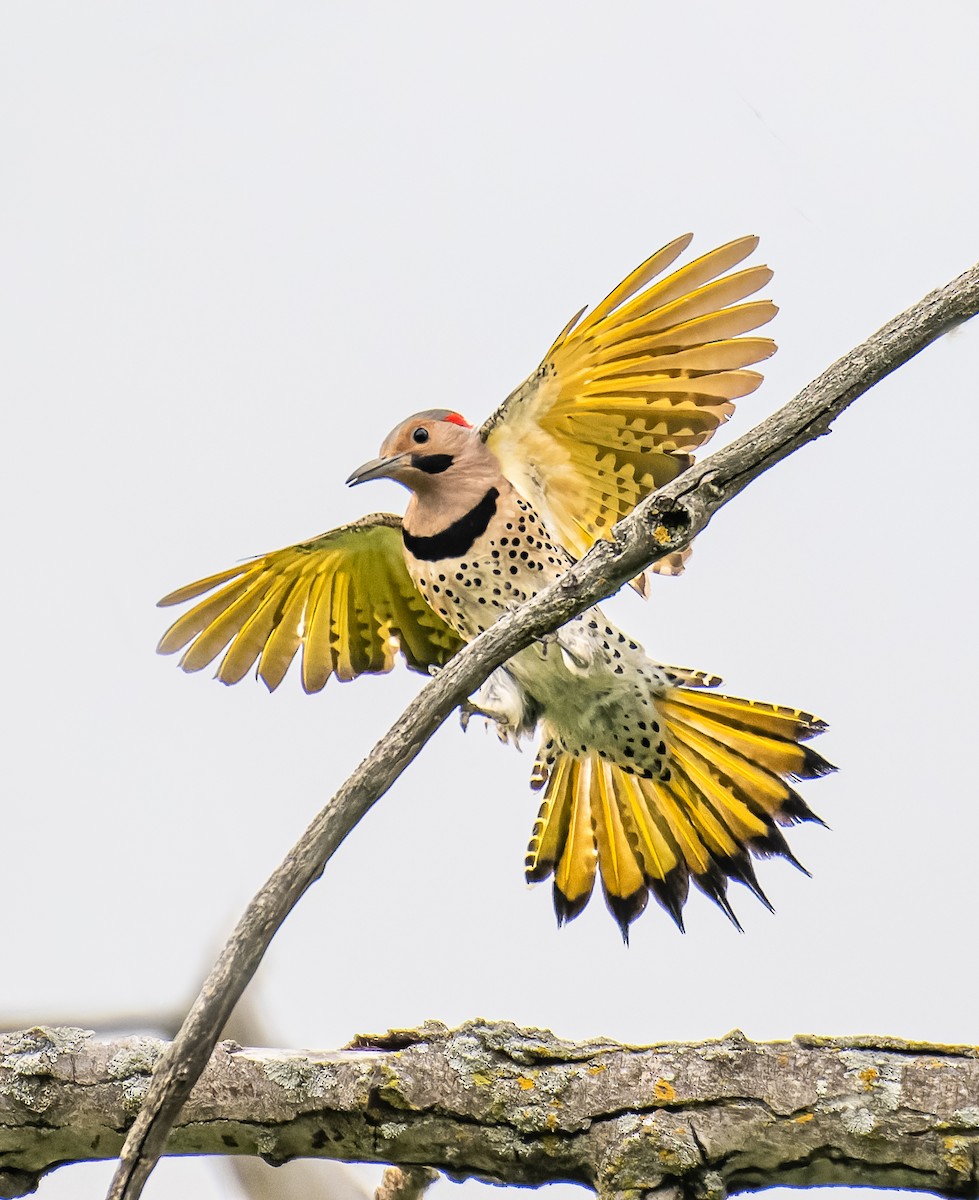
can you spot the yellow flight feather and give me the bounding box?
[525,678,831,937]
[554,759,598,921]
[525,753,574,882]
[577,233,694,328]
[481,234,778,585]
[156,514,463,691]
[592,760,646,918]
[660,700,812,779]
[615,770,678,882]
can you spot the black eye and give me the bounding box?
[412,427,429,444]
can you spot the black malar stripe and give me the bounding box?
[402,487,500,561]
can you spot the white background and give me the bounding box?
[2,3,977,1198]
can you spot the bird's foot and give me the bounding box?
[459,699,491,732]
[458,700,522,747]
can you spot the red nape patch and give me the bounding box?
[443,411,471,428]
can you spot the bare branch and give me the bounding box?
[220,995,372,1200]
[4,1023,979,1199]
[106,260,979,1200]
[0,1001,370,1200]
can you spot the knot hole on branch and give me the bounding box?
[645,507,690,553]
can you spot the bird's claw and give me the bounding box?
[459,699,521,747]
[459,698,491,732]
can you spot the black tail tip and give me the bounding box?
[795,747,838,779]
[648,869,690,933]
[798,715,830,741]
[721,852,776,914]
[603,887,648,945]
[552,885,591,928]
[753,827,812,877]
[779,790,828,829]
[525,854,555,885]
[694,864,745,932]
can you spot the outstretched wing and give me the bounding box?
[157,513,464,692]
[480,234,777,583]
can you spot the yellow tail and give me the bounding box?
[525,687,833,940]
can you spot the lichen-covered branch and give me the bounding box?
[106,260,979,1200]
[0,999,371,1200]
[3,1023,978,1200]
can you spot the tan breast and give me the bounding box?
[405,494,567,643]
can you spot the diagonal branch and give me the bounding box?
[5,1023,979,1198]
[106,260,979,1200]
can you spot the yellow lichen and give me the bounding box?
[517,1075,536,1090]
[794,1113,814,1124]
[653,1078,676,1102]
[942,1137,971,1177]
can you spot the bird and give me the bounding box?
[157,233,833,940]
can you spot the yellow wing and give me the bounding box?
[156,513,464,692]
[480,234,777,585]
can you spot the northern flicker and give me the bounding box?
[157,233,833,939]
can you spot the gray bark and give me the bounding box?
[3,1023,978,1200]
[1,998,372,1200]
[105,259,979,1200]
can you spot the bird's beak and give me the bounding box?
[345,452,409,487]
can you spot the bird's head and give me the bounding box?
[347,409,490,494]
[347,409,506,532]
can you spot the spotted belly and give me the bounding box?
[406,494,567,640]
[505,614,675,781]
[404,494,676,781]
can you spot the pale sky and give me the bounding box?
[2,3,978,1199]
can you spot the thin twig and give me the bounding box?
[106,261,979,1200]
